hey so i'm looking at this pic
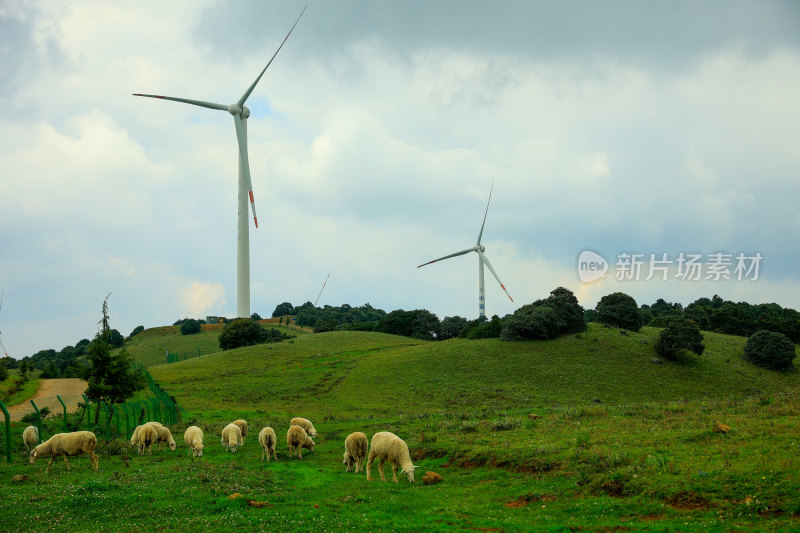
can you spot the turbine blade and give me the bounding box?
[132,94,228,111]
[417,248,474,268]
[477,177,495,245]
[314,273,330,307]
[236,4,307,107]
[0,335,7,357]
[477,250,513,302]
[233,115,258,228]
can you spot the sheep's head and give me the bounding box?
[342,451,350,467]
[401,464,419,483]
[168,440,177,451]
[308,439,316,453]
[29,448,40,464]
[193,444,204,458]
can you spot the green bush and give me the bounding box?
[743,330,797,371]
[501,306,564,341]
[654,316,705,360]
[219,318,294,350]
[461,315,502,339]
[180,319,201,335]
[596,292,642,331]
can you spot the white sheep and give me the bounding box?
[137,424,158,455]
[290,417,317,438]
[221,423,243,452]
[130,424,144,448]
[258,427,277,462]
[343,431,368,473]
[29,431,99,474]
[366,432,418,483]
[286,425,315,459]
[183,426,204,458]
[232,419,249,443]
[22,425,39,452]
[144,421,177,451]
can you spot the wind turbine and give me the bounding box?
[417,180,513,318]
[134,6,306,318]
[0,292,8,357]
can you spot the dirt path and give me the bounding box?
[5,378,88,422]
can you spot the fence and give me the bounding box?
[165,347,203,364]
[0,363,184,462]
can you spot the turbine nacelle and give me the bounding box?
[227,103,250,118]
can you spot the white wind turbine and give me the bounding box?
[134,6,306,318]
[417,180,513,318]
[0,292,8,357]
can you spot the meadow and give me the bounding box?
[1,323,799,532]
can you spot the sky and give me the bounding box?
[1,0,799,359]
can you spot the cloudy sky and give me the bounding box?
[1,1,799,358]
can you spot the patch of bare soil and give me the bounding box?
[6,379,87,421]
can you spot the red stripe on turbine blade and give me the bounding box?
[254,217,258,228]
[249,191,254,202]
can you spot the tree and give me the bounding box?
[84,294,146,405]
[0,363,8,382]
[501,306,564,341]
[128,325,145,338]
[596,292,642,331]
[107,328,125,348]
[440,316,468,340]
[251,312,263,321]
[743,330,797,371]
[180,319,201,335]
[272,302,294,318]
[219,318,282,350]
[654,316,705,360]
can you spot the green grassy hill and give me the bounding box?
[3,323,799,531]
[149,324,799,423]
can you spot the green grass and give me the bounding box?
[2,323,799,531]
[0,371,40,407]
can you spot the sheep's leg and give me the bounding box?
[366,451,377,481]
[378,458,387,482]
[298,447,303,460]
[391,462,399,483]
[63,454,71,472]
[88,451,98,471]
[271,447,277,461]
[45,456,55,474]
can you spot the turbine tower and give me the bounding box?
[0,292,8,357]
[417,180,513,318]
[134,6,305,318]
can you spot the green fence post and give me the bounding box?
[120,403,130,438]
[150,397,161,423]
[57,395,68,433]
[82,394,91,431]
[29,400,43,442]
[0,400,11,462]
[144,400,152,422]
[158,395,170,425]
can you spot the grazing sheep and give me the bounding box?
[22,425,39,452]
[290,417,317,438]
[29,431,99,474]
[232,419,249,443]
[221,423,243,452]
[343,432,368,473]
[258,427,277,462]
[130,424,144,448]
[137,424,158,455]
[144,421,177,451]
[286,425,315,459]
[183,426,204,458]
[366,432,418,483]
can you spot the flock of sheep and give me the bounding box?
[23,417,419,483]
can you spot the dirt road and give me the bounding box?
[5,378,88,422]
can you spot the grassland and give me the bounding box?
[1,323,799,532]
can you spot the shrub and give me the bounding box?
[501,306,564,341]
[655,316,705,360]
[743,330,797,371]
[180,319,201,335]
[128,325,145,338]
[440,316,469,340]
[22,406,51,423]
[596,292,642,331]
[219,319,294,350]
[462,315,502,339]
